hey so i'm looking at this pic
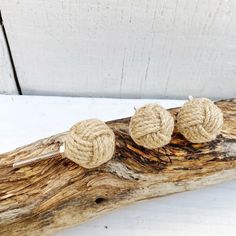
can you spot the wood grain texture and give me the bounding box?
[1,0,236,98]
[0,98,236,236]
[0,24,18,94]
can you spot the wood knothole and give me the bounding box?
[95,197,105,204]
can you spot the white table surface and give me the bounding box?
[0,95,235,236]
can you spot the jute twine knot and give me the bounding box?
[177,98,224,143]
[129,104,174,149]
[64,119,115,168]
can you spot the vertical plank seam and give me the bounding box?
[0,10,22,95]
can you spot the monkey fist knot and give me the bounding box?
[65,119,115,168]
[177,98,224,143]
[129,104,174,149]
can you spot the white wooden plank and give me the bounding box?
[0,24,18,94]
[1,0,236,98]
[0,95,236,236]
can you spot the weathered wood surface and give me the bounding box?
[0,99,236,236]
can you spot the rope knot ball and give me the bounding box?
[129,104,174,149]
[64,119,115,168]
[177,98,224,143]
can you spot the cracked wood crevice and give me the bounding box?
[0,99,236,236]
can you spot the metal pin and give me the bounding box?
[13,145,65,169]
[188,95,194,101]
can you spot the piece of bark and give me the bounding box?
[0,99,236,236]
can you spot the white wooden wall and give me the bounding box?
[1,0,236,98]
[0,21,18,94]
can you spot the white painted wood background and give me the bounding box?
[0,0,236,98]
[0,22,18,94]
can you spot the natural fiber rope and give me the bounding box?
[63,98,222,168]
[129,104,174,149]
[64,119,115,168]
[177,98,224,143]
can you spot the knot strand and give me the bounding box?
[64,119,115,168]
[129,104,174,149]
[177,98,223,143]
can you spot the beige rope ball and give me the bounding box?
[64,119,115,169]
[177,98,224,143]
[129,104,174,149]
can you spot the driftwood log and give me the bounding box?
[0,99,236,236]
